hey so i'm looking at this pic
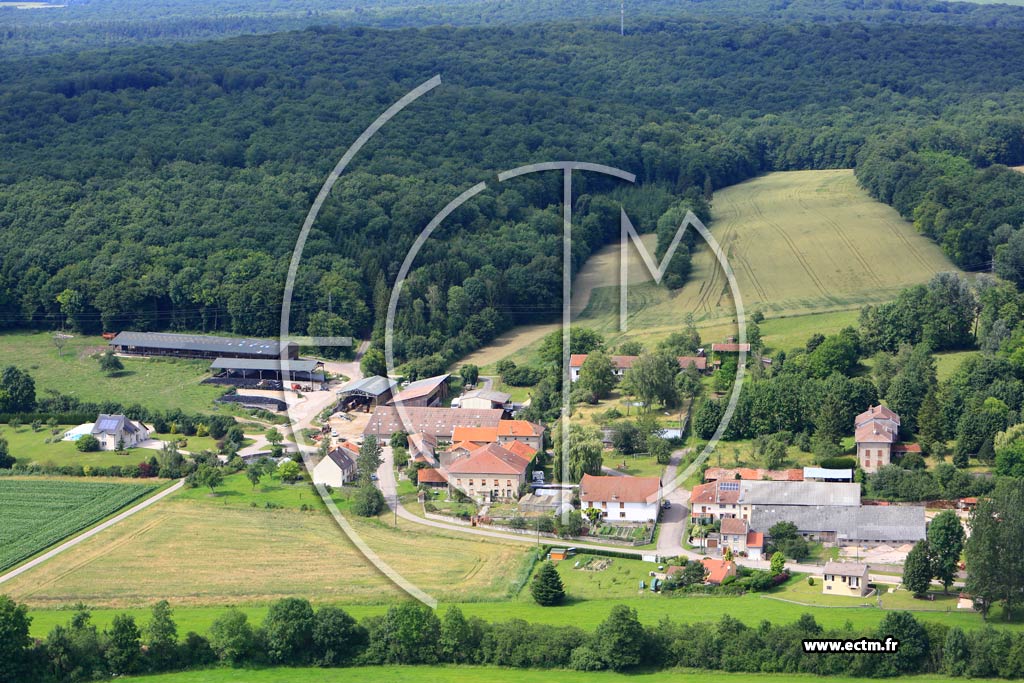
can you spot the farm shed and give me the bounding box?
[209,357,323,383]
[337,375,397,411]
[110,331,297,361]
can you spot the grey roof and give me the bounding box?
[337,375,397,397]
[111,331,293,357]
[92,414,139,435]
[326,447,356,471]
[210,357,320,373]
[824,561,869,576]
[739,480,861,507]
[750,504,926,543]
[462,389,512,404]
[803,467,854,480]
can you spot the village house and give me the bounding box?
[822,561,870,597]
[407,432,437,463]
[855,404,900,473]
[447,442,534,502]
[579,474,661,523]
[701,558,737,585]
[89,414,150,451]
[414,467,447,489]
[312,444,358,487]
[718,518,765,560]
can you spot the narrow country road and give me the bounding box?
[0,479,185,586]
[373,448,938,586]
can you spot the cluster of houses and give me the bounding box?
[691,406,928,559]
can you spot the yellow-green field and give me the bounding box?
[1,475,531,610]
[461,170,957,369]
[0,332,225,414]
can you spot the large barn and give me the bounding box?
[109,331,298,361]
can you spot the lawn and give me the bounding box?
[27,588,1023,641]
[4,476,534,610]
[601,453,666,478]
[933,350,979,381]
[770,574,962,612]
[150,433,222,455]
[0,423,159,468]
[112,665,991,683]
[0,477,159,572]
[0,331,226,414]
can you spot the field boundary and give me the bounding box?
[0,478,184,585]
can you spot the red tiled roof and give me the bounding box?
[504,440,538,459]
[497,420,543,438]
[446,440,486,453]
[893,443,922,453]
[569,354,589,368]
[855,421,897,444]
[855,404,900,427]
[746,531,764,548]
[677,356,708,371]
[704,467,803,482]
[689,481,741,505]
[416,468,447,484]
[701,558,737,584]
[580,474,661,504]
[447,443,532,476]
[338,440,360,454]
[712,343,750,353]
[390,374,449,403]
[720,518,748,535]
[451,426,499,444]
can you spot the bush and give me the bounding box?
[819,456,857,470]
[352,484,385,517]
[75,434,100,452]
[807,576,815,586]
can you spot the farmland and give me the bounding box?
[0,478,159,572]
[466,170,956,370]
[113,665,992,683]
[0,332,226,414]
[1,475,533,609]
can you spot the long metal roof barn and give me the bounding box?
[209,358,320,373]
[337,375,398,397]
[110,331,294,358]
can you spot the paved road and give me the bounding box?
[656,448,691,558]
[0,479,185,586]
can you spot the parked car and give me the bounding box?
[661,500,672,509]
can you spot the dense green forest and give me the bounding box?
[3,11,1024,370]
[5,0,1024,56]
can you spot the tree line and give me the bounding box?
[4,592,1024,681]
[5,14,1024,372]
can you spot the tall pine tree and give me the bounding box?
[530,561,566,606]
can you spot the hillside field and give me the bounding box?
[463,170,958,369]
[0,332,226,414]
[0,478,159,572]
[113,665,997,683]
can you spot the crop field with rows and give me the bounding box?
[0,478,158,572]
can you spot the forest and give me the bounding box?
[2,10,1024,372]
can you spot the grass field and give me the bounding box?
[462,170,957,370]
[0,332,226,414]
[2,473,533,610]
[0,478,159,572]
[113,665,994,683]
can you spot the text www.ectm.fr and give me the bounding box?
[802,638,899,654]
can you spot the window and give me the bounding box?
[469,479,474,486]
[493,479,499,487]
[619,511,626,518]
[619,502,625,509]
[506,480,512,487]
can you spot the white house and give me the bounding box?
[579,474,661,523]
[312,445,358,487]
[718,517,765,560]
[90,414,150,451]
